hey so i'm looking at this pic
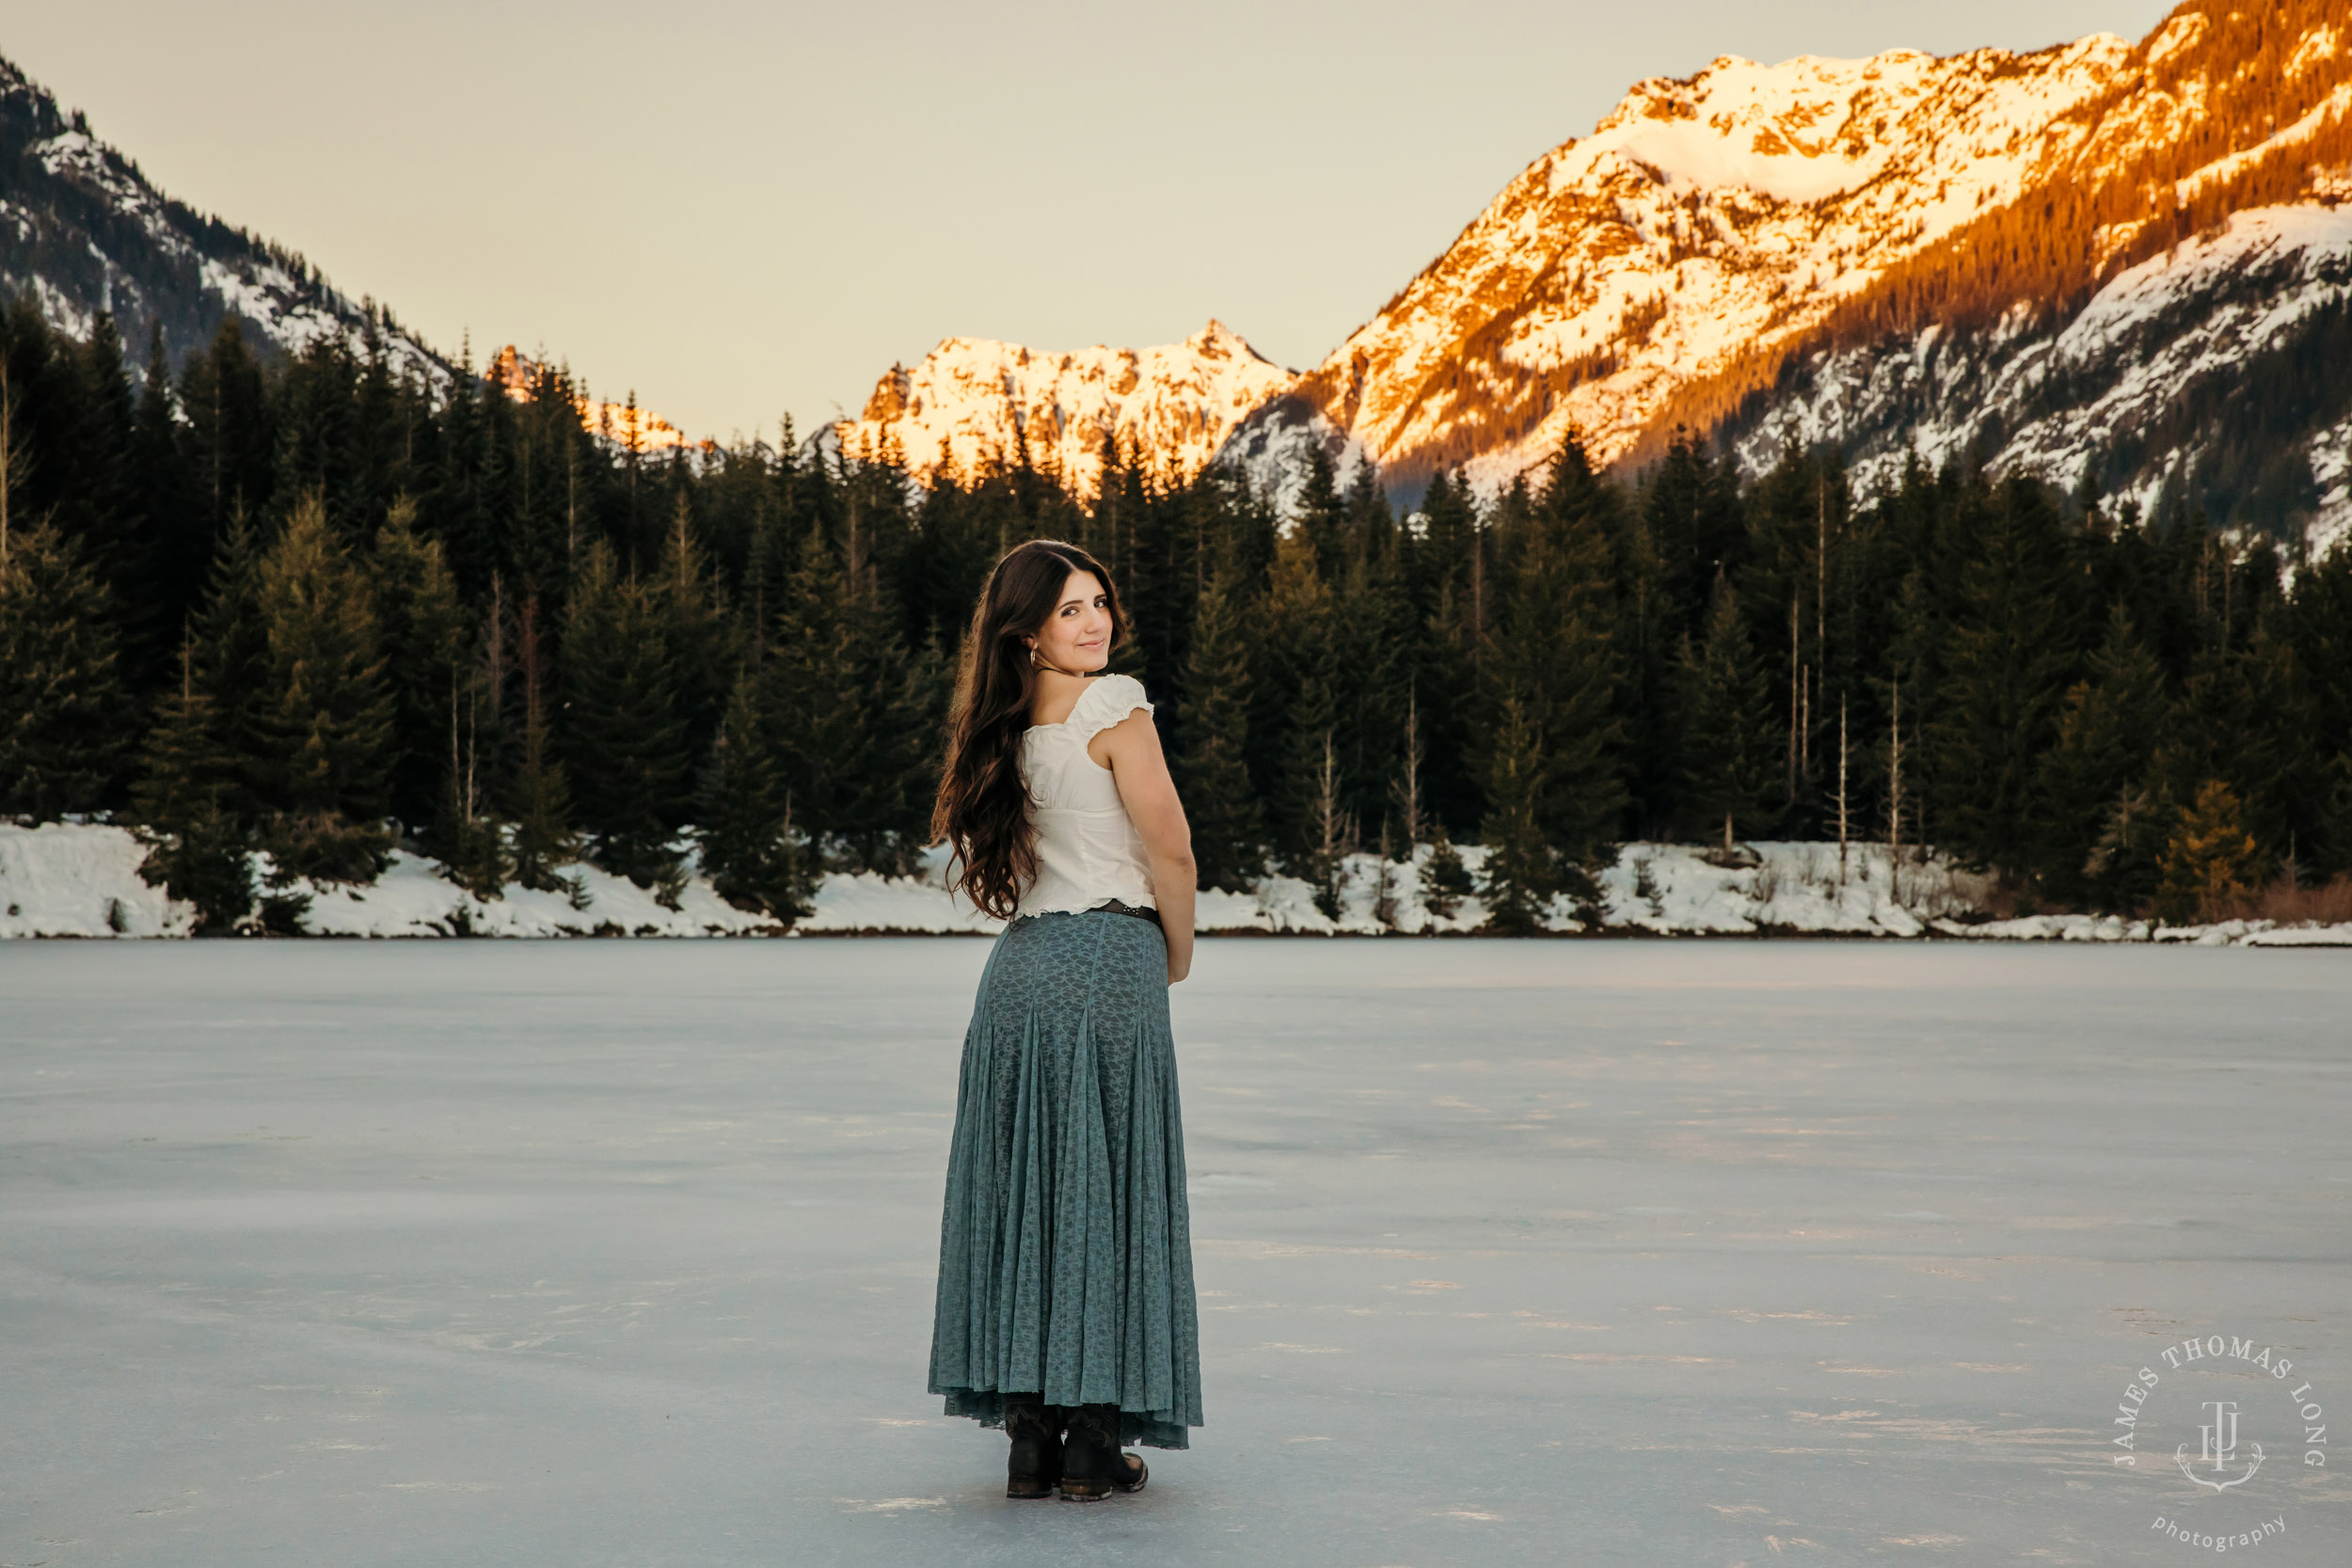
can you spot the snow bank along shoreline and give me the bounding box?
[6,823,2346,946]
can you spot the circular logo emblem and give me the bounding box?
[2110,1330,2327,1550]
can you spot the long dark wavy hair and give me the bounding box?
[931,538,1128,919]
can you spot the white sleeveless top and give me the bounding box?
[1014,673,1157,919]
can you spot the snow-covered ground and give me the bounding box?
[0,824,771,940]
[8,821,2351,946]
[5,942,2346,1565]
[0,819,191,938]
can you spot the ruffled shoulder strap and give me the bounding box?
[1070,673,1153,740]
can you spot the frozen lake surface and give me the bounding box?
[5,941,2348,1567]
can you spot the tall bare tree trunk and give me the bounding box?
[1836,696,1850,888]
[1788,593,1800,800]
[1390,690,1425,854]
[1887,679,1904,903]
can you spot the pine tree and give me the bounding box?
[130,325,202,653]
[562,543,688,895]
[185,508,271,814]
[1642,428,1746,629]
[0,522,131,820]
[371,498,469,831]
[1294,447,1345,582]
[1417,469,1478,601]
[2202,616,2321,863]
[1411,477,1484,839]
[655,487,735,760]
[131,641,254,933]
[435,340,499,597]
[1333,536,1417,839]
[1175,555,1263,892]
[254,493,397,882]
[0,330,36,586]
[764,527,863,871]
[1634,431,1748,833]
[764,506,946,877]
[2156,781,2263,926]
[1419,818,1473,923]
[507,593,580,896]
[179,315,273,543]
[1478,694,1556,933]
[1266,531,1341,869]
[1674,574,1777,850]
[1482,437,1625,879]
[1613,488,1674,836]
[2085,782,2174,916]
[843,621,947,878]
[2287,546,2352,873]
[1929,476,2076,878]
[71,311,148,668]
[696,668,813,921]
[2319,751,2352,884]
[2039,604,2166,905]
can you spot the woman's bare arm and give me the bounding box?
[1093,711,1196,983]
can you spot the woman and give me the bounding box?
[926,538,1204,1501]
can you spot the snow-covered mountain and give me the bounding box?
[826,320,1295,494]
[839,1,2348,542]
[1233,0,2352,523]
[0,55,710,447]
[0,53,445,385]
[1242,32,2143,495]
[1724,205,2352,551]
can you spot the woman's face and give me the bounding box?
[1026,569,1111,673]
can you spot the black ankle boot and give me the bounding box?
[1057,1402,1147,1499]
[1003,1392,1061,1499]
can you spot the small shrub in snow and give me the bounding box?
[1420,826,1472,921]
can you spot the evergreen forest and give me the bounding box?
[5,300,2350,933]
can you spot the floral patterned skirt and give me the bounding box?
[927,909,1203,1449]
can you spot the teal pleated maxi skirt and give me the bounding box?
[928,908,1204,1449]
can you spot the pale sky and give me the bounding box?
[7,0,2175,445]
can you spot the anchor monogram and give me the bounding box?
[2175,1399,2265,1492]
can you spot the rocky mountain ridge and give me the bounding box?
[823,319,1294,496]
[0,53,444,385]
[1723,204,2352,549]
[1256,29,2143,496]
[840,2,2352,546]
[1,57,696,448]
